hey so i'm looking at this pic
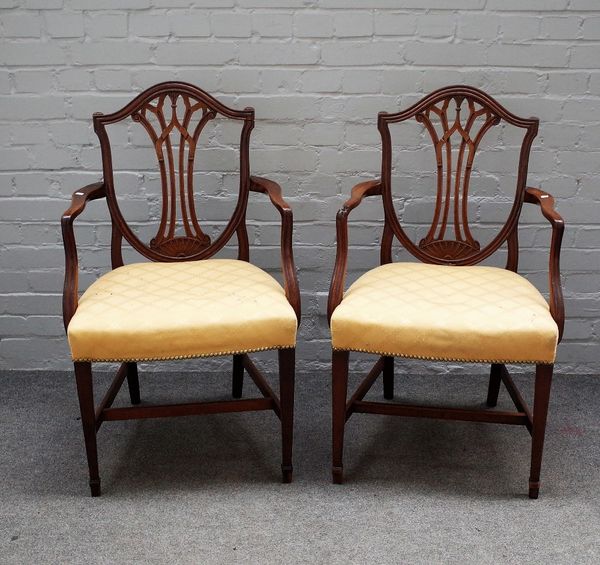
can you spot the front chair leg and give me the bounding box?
[332,350,349,484]
[279,348,295,483]
[529,363,554,499]
[383,356,394,400]
[74,362,101,497]
[126,362,141,405]
[232,354,244,399]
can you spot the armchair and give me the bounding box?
[328,86,564,498]
[61,82,300,496]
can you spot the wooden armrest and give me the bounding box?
[62,182,106,223]
[61,182,106,331]
[341,180,382,214]
[249,176,300,323]
[327,180,382,324]
[524,187,565,228]
[524,187,565,341]
[250,176,292,213]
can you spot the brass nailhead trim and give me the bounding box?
[73,344,295,363]
[332,347,555,365]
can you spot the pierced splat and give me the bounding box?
[379,85,539,266]
[94,82,255,264]
[131,92,217,257]
[415,96,501,260]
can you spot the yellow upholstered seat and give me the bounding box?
[68,259,297,362]
[331,262,558,364]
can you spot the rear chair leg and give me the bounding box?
[279,348,295,483]
[232,354,244,399]
[383,356,394,400]
[332,350,349,484]
[126,362,140,405]
[74,362,101,497]
[486,363,503,407]
[529,363,553,499]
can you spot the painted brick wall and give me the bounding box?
[1,0,599,374]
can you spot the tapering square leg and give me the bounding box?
[486,363,503,407]
[332,350,349,484]
[279,348,295,483]
[383,356,394,400]
[529,363,553,499]
[232,354,244,399]
[126,361,141,405]
[74,362,101,497]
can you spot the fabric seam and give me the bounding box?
[72,344,295,363]
[331,346,554,365]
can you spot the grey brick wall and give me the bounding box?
[0,1,598,374]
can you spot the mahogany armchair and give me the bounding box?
[328,86,564,498]
[61,82,300,496]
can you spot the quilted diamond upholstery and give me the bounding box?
[68,259,297,362]
[331,262,558,364]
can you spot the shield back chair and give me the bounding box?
[328,85,564,498]
[61,82,300,496]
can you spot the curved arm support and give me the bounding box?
[61,182,106,331]
[249,176,301,324]
[327,180,382,324]
[524,187,565,341]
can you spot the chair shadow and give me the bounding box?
[340,399,533,499]
[8,370,583,500]
[19,371,284,498]
[104,412,282,496]
[338,377,585,500]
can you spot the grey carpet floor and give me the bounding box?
[0,366,598,564]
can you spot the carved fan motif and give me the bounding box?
[415,96,501,260]
[131,92,216,257]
